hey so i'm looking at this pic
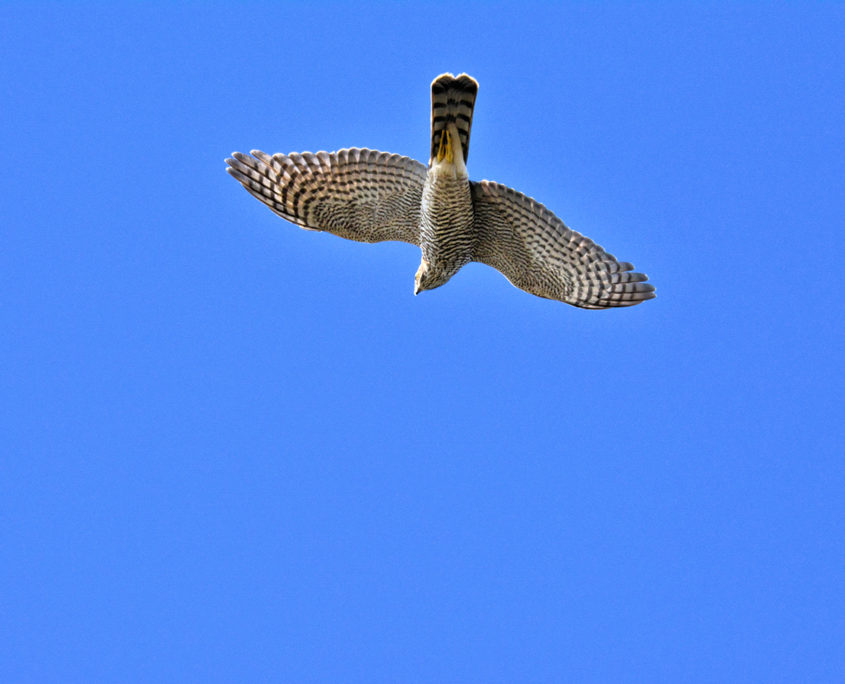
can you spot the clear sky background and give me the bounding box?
[2,3,843,681]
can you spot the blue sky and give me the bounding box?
[2,3,843,681]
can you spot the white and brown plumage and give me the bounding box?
[226,73,655,309]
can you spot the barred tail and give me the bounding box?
[430,73,478,165]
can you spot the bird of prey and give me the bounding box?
[226,73,655,309]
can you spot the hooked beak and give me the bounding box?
[414,259,428,296]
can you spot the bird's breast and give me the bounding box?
[420,169,475,268]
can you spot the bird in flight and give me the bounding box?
[226,73,655,309]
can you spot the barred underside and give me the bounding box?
[225,148,427,244]
[420,171,475,270]
[471,181,655,308]
[430,73,478,164]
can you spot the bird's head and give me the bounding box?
[414,258,450,295]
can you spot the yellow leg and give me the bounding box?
[436,128,453,163]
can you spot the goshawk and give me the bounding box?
[226,73,655,309]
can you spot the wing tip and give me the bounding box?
[569,275,656,309]
[606,280,657,307]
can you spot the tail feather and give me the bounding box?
[430,73,478,165]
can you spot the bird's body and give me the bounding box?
[416,74,478,293]
[418,162,474,292]
[226,74,655,309]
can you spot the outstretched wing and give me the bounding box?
[226,148,427,245]
[471,181,655,308]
